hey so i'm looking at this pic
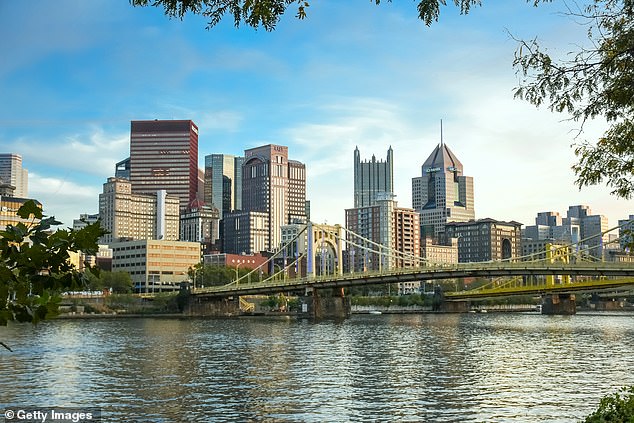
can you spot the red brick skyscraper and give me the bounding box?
[129,120,199,210]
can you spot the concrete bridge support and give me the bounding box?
[298,288,351,319]
[184,296,241,317]
[541,293,576,315]
[441,301,470,313]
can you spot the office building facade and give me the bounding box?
[129,120,199,210]
[222,210,270,254]
[110,239,201,293]
[241,144,306,251]
[0,153,28,198]
[99,177,180,244]
[0,195,41,230]
[412,141,475,238]
[345,195,419,272]
[445,218,522,263]
[353,146,394,208]
[203,154,244,218]
[618,214,634,251]
[179,203,220,245]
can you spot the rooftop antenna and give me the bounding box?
[440,119,444,146]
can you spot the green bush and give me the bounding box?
[583,386,634,423]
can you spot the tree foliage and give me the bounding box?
[130,0,494,30]
[583,386,634,422]
[188,263,257,287]
[85,271,134,294]
[132,0,634,198]
[0,201,106,326]
[513,0,634,198]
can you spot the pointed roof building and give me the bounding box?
[412,137,475,239]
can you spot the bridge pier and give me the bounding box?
[441,301,470,313]
[298,288,351,319]
[541,294,576,315]
[184,295,241,317]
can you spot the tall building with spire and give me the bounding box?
[412,135,474,238]
[353,146,394,208]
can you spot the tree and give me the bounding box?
[584,386,634,422]
[188,263,254,287]
[0,201,106,327]
[101,271,134,294]
[132,0,634,198]
[513,0,634,198]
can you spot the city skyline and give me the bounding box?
[1,1,631,228]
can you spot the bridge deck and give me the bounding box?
[191,262,634,298]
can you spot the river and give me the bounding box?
[1,312,633,422]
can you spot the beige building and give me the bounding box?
[421,237,458,265]
[0,153,28,198]
[111,239,201,293]
[99,177,180,244]
[0,195,41,230]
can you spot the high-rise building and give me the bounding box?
[129,120,199,210]
[115,157,131,180]
[353,146,394,208]
[0,153,28,198]
[523,211,580,245]
[563,205,608,259]
[345,194,419,273]
[618,214,634,251]
[99,177,180,244]
[412,141,475,238]
[241,144,306,250]
[222,210,270,254]
[204,154,244,218]
[180,203,220,245]
[72,213,100,231]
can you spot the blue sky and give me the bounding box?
[1,0,631,229]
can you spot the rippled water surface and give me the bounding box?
[1,312,633,422]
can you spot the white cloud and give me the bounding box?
[9,126,129,178]
[29,172,100,227]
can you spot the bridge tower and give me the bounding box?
[542,243,576,314]
[306,222,343,279]
[545,243,571,286]
[302,221,349,318]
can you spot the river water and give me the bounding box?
[1,312,633,422]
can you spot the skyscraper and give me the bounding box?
[99,177,180,244]
[353,147,394,208]
[412,140,474,238]
[345,194,420,277]
[204,154,244,219]
[241,144,306,251]
[129,120,199,210]
[0,153,28,198]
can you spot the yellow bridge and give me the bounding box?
[192,261,634,299]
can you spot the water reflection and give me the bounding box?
[1,313,633,422]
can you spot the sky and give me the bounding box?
[0,0,631,230]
